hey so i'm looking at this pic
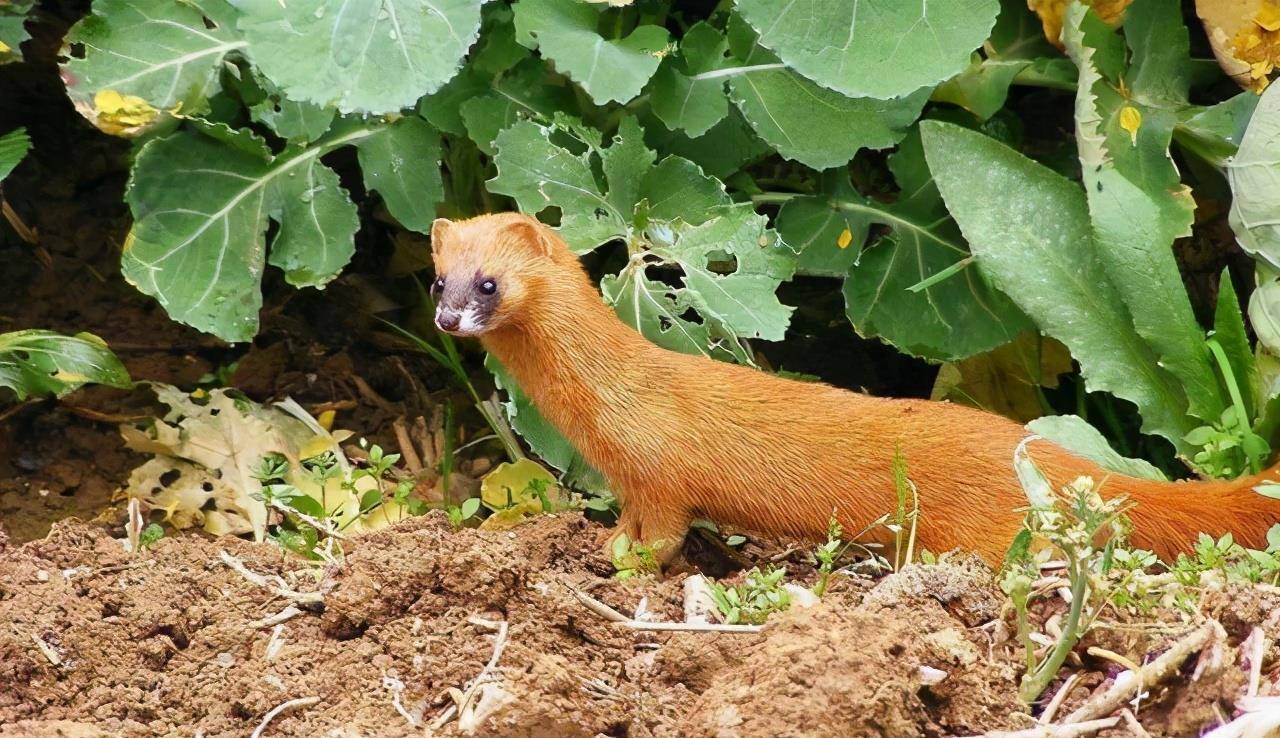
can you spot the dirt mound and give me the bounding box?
[0,514,1023,737]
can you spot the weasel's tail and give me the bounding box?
[1031,442,1280,560]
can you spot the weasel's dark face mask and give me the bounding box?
[430,270,500,337]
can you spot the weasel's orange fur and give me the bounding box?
[430,213,1280,565]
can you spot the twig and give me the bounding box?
[961,717,1119,738]
[249,605,305,629]
[571,587,763,633]
[2,195,37,243]
[1086,646,1140,673]
[217,550,324,606]
[30,634,61,666]
[393,417,424,475]
[431,619,512,731]
[1039,673,1081,724]
[1244,626,1266,698]
[249,696,320,738]
[1064,621,1222,724]
[264,624,286,662]
[1120,708,1152,738]
[264,500,347,540]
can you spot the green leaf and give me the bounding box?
[0,0,33,64]
[1213,269,1257,422]
[727,59,929,170]
[639,109,771,180]
[1229,82,1280,268]
[62,0,246,131]
[487,119,624,252]
[233,0,483,114]
[841,130,1030,361]
[776,173,865,278]
[246,71,336,143]
[1174,93,1258,167]
[123,122,390,342]
[513,0,669,105]
[646,206,796,342]
[267,149,359,288]
[0,127,30,181]
[355,116,443,234]
[1251,273,1280,358]
[489,117,731,253]
[600,269,749,363]
[932,0,1058,120]
[455,58,575,154]
[0,330,132,401]
[735,0,999,100]
[1063,2,1223,424]
[647,22,730,137]
[1027,415,1168,481]
[921,120,1195,451]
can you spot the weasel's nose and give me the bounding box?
[435,310,460,332]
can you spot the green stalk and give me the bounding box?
[1019,552,1089,704]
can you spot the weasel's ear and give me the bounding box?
[507,215,555,257]
[431,218,453,247]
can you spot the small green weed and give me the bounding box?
[707,567,792,625]
[610,533,661,580]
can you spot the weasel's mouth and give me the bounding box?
[435,307,488,336]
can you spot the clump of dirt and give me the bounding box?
[0,514,1025,737]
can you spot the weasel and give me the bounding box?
[428,212,1280,565]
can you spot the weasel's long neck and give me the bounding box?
[480,281,649,456]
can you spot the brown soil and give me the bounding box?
[0,514,1031,738]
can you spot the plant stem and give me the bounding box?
[1019,552,1090,704]
[750,192,799,205]
[689,63,786,81]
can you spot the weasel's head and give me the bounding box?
[429,212,568,336]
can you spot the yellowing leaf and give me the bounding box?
[317,409,336,431]
[1029,0,1132,48]
[88,89,161,136]
[1119,106,1142,144]
[836,228,853,249]
[1198,0,1280,91]
[930,333,1072,423]
[480,458,558,510]
[1259,2,1280,31]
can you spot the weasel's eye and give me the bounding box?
[479,279,497,296]
[432,277,445,294]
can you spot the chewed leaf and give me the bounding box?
[0,329,132,401]
[62,0,244,134]
[123,121,406,342]
[0,1,34,64]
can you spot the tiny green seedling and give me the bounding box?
[447,497,482,528]
[707,567,792,625]
[813,516,849,597]
[138,522,164,549]
[610,533,661,580]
